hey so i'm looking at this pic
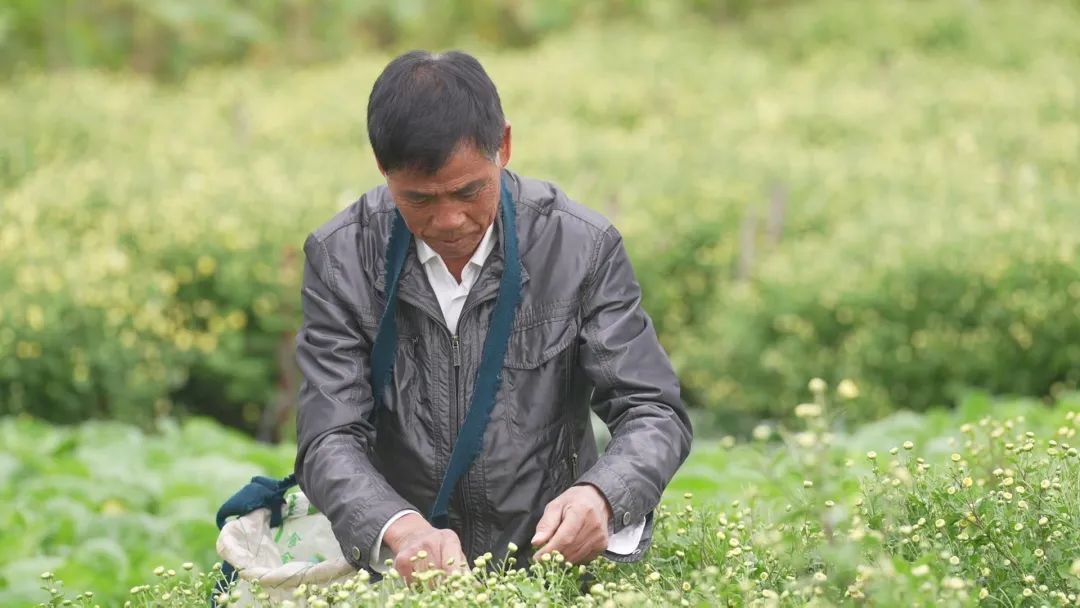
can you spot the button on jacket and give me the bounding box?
[293,169,693,569]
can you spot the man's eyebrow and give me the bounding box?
[401,189,433,200]
[452,178,488,196]
[402,178,487,200]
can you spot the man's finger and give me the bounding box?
[531,500,565,546]
[406,546,431,579]
[421,545,440,572]
[447,551,469,574]
[394,551,415,582]
[439,532,468,573]
[536,506,585,559]
[563,526,607,564]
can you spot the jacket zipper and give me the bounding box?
[570,452,579,480]
[452,286,502,557]
[450,333,476,556]
[398,276,502,557]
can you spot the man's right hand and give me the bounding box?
[384,512,468,583]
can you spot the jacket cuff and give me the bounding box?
[369,509,421,573]
[339,496,417,571]
[602,510,655,563]
[575,460,644,534]
[606,513,646,554]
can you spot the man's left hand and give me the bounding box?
[530,484,612,564]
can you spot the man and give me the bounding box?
[293,50,692,583]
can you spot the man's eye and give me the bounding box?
[459,189,481,201]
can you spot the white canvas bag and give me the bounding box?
[215,489,356,606]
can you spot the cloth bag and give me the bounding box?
[214,485,355,606]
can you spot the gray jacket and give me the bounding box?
[293,169,692,569]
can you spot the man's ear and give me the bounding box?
[499,123,512,168]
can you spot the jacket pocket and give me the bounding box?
[384,334,439,435]
[499,315,580,440]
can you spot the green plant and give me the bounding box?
[6,386,1080,606]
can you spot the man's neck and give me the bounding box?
[425,221,496,284]
[442,258,468,283]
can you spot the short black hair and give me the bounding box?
[367,50,505,175]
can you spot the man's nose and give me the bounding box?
[432,205,467,233]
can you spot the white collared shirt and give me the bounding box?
[414,223,497,335]
[368,223,645,571]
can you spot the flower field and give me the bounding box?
[7,383,1079,607]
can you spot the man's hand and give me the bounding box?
[384,513,468,583]
[531,484,612,564]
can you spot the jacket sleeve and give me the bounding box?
[293,233,416,570]
[574,225,693,556]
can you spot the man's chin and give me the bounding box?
[430,237,479,261]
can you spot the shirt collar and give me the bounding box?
[416,222,497,269]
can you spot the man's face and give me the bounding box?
[384,127,511,263]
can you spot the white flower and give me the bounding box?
[794,432,817,447]
[837,379,859,399]
[943,577,965,590]
[794,403,822,418]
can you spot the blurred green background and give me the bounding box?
[1,0,794,80]
[2,0,1077,436]
[0,0,1078,603]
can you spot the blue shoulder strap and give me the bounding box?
[368,173,521,528]
[368,207,413,422]
[427,176,521,528]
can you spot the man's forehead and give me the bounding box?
[387,143,494,194]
